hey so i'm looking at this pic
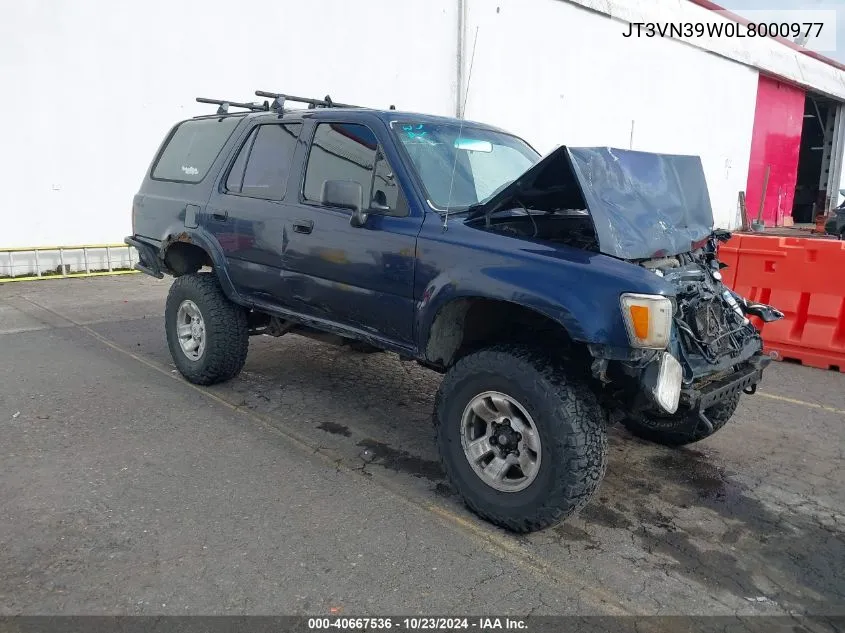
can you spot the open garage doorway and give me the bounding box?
[792,94,839,223]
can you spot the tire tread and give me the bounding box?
[433,344,608,532]
[165,273,249,385]
[622,393,741,446]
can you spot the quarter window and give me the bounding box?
[152,116,242,183]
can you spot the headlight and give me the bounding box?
[620,293,673,349]
[651,352,683,413]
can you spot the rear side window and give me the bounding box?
[152,117,241,183]
[225,123,301,199]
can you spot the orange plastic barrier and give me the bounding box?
[717,235,741,289]
[724,234,845,371]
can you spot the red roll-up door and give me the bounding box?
[746,75,805,227]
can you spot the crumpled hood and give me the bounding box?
[470,146,715,260]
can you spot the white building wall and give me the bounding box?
[567,0,845,102]
[463,0,760,230]
[4,0,845,265]
[0,0,458,250]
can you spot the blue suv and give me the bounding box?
[126,92,782,531]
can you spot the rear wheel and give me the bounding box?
[434,344,608,532]
[622,393,741,446]
[165,273,249,385]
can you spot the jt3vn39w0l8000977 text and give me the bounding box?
[622,21,824,39]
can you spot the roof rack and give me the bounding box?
[196,97,270,115]
[255,91,397,113]
[196,93,397,116]
[254,91,362,113]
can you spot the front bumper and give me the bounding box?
[591,348,771,421]
[629,350,770,416]
[680,352,770,412]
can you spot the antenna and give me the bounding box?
[443,26,480,231]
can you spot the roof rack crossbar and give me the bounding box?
[255,91,361,110]
[196,97,270,114]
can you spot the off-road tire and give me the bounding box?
[434,344,608,532]
[622,393,741,446]
[165,272,249,385]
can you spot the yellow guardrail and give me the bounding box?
[1,243,127,252]
[0,244,140,284]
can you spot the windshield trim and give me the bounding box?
[388,120,540,214]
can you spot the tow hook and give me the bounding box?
[697,410,714,435]
[743,384,757,395]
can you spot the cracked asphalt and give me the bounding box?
[1,276,843,616]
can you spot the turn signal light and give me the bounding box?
[620,293,673,349]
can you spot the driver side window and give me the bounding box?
[303,122,408,217]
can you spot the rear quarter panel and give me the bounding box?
[132,117,248,243]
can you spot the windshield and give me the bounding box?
[391,121,540,210]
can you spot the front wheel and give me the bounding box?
[165,272,249,385]
[622,393,741,446]
[434,344,608,532]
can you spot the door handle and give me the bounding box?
[212,210,229,222]
[293,219,314,234]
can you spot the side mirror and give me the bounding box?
[320,180,368,227]
[370,189,391,213]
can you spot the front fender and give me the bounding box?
[416,272,592,349]
[414,221,675,354]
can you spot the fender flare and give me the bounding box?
[415,281,591,366]
[159,227,247,307]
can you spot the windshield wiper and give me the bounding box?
[464,203,489,221]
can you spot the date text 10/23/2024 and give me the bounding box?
[307,618,527,631]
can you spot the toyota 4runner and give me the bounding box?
[126,91,783,532]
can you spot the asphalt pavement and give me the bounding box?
[0,275,842,617]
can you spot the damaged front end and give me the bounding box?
[593,230,784,423]
[466,143,784,423]
[644,231,782,409]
